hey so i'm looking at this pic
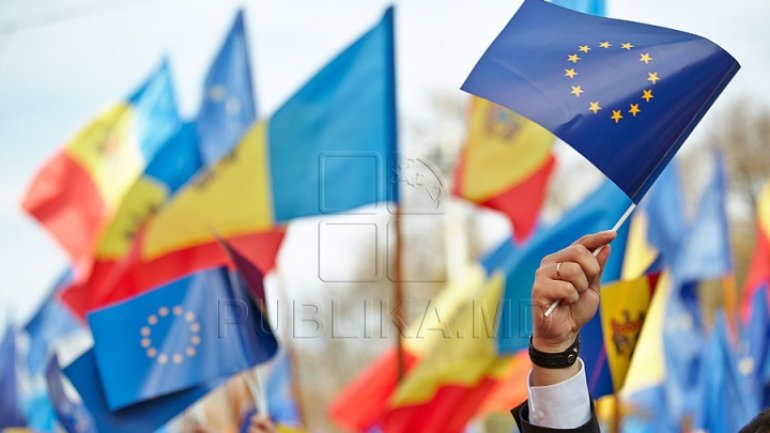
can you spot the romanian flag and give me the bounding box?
[741,181,770,322]
[62,8,398,318]
[21,60,181,268]
[453,97,556,243]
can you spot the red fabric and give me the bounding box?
[61,229,285,319]
[477,351,530,416]
[740,226,770,323]
[329,349,419,433]
[21,151,106,265]
[481,155,556,244]
[380,378,500,433]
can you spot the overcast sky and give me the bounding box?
[1,0,768,323]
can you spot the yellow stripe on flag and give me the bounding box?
[759,181,770,237]
[63,103,144,210]
[621,212,658,280]
[143,120,274,260]
[600,276,653,391]
[391,272,507,406]
[96,176,169,259]
[620,272,670,397]
[459,97,553,201]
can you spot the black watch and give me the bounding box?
[528,335,580,369]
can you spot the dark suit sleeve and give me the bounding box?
[511,400,601,433]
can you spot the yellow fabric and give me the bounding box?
[620,272,671,397]
[759,181,770,237]
[600,276,654,391]
[391,272,508,406]
[143,120,274,259]
[621,212,658,280]
[64,103,143,210]
[276,426,307,433]
[95,176,168,259]
[459,97,553,201]
[403,264,487,357]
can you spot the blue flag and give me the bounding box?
[265,350,302,427]
[197,9,257,166]
[87,267,277,410]
[497,181,632,354]
[24,268,82,375]
[672,153,733,282]
[63,349,219,433]
[694,313,758,433]
[142,121,204,196]
[46,355,97,433]
[0,327,25,429]
[462,0,739,202]
[743,286,770,406]
[642,162,688,266]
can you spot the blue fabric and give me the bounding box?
[672,154,733,282]
[63,349,218,433]
[46,355,96,433]
[87,267,277,410]
[496,181,633,354]
[642,163,688,266]
[694,314,758,433]
[127,58,182,160]
[197,10,257,166]
[549,0,605,16]
[22,393,56,433]
[743,285,770,406]
[0,327,25,429]
[479,237,516,274]
[24,268,81,375]
[462,0,739,202]
[143,122,204,195]
[269,8,398,221]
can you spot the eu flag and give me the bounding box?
[197,9,257,166]
[462,0,739,202]
[87,267,277,410]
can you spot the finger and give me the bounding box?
[553,261,589,292]
[535,279,579,307]
[593,244,612,285]
[547,244,601,281]
[574,230,617,251]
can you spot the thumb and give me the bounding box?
[592,244,612,286]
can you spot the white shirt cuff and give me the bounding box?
[527,359,591,429]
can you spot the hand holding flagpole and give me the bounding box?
[543,203,636,317]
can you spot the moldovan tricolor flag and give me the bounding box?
[741,181,770,322]
[453,97,556,243]
[62,8,398,318]
[21,61,180,268]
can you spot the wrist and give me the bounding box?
[531,333,578,353]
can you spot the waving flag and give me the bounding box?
[462,0,739,203]
[198,10,257,166]
[24,268,81,375]
[46,355,96,433]
[62,8,398,318]
[550,0,605,15]
[87,267,277,410]
[453,97,556,243]
[21,60,181,265]
[63,349,219,433]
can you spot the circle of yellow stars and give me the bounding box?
[141,305,201,365]
[563,41,660,123]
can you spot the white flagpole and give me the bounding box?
[543,202,637,318]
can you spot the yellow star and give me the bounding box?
[629,103,641,117]
[639,53,653,64]
[570,85,584,97]
[621,42,634,50]
[611,110,623,123]
[642,89,654,102]
[599,41,612,48]
[589,101,601,114]
[564,68,577,79]
[567,54,581,63]
[647,72,660,84]
[578,45,591,53]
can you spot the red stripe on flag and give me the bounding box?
[21,152,106,264]
[61,229,285,319]
[740,226,770,323]
[480,155,556,243]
